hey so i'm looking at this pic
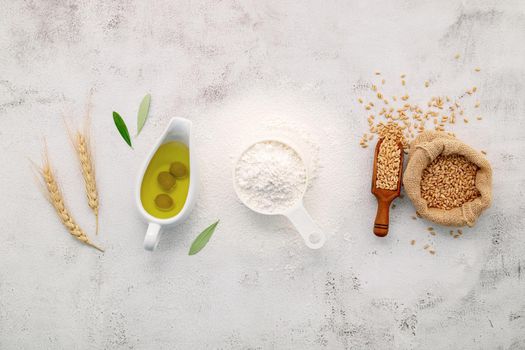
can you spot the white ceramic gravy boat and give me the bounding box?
[135,117,198,251]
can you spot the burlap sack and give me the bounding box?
[403,131,492,227]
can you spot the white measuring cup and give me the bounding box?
[233,139,326,249]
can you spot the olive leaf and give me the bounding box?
[189,220,220,255]
[112,111,132,148]
[136,94,151,136]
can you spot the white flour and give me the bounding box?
[235,141,307,213]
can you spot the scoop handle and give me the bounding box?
[144,223,162,251]
[373,198,391,237]
[285,204,326,249]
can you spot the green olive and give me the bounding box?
[154,194,174,211]
[157,171,176,191]
[169,162,188,179]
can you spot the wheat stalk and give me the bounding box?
[74,131,100,234]
[64,94,100,234]
[38,154,104,252]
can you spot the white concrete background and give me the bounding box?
[1,1,524,349]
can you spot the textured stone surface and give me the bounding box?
[1,1,524,349]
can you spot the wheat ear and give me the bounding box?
[39,155,104,252]
[74,132,99,234]
[64,104,100,235]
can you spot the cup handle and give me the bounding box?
[144,223,162,251]
[285,204,326,249]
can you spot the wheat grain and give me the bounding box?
[38,155,103,252]
[375,123,405,190]
[376,137,401,190]
[420,154,480,210]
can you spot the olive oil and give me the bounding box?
[140,141,190,219]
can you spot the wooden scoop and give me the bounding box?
[371,138,404,237]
